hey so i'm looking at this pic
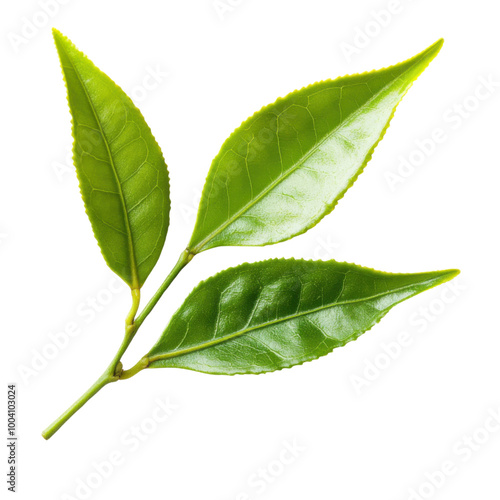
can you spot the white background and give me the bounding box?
[2,1,499,499]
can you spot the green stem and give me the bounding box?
[42,373,113,440]
[42,250,194,439]
[133,248,194,330]
[119,355,150,380]
[42,289,141,440]
[117,250,195,381]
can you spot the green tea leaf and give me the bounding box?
[188,40,443,254]
[53,30,170,289]
[147,259,458,375]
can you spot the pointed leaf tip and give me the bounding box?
[437,268,460,283]
[417,38,444,64]
[52,28,66,45]
[407,267,460,290]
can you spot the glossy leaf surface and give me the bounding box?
[148,259,458,374]
[188,40,442,254]
[53,30,170,289]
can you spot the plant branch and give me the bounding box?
[42,289,141,440]
[41,373,114,440]
[42,249,194,439]
[116,248,195,379]
[133,248,194,331]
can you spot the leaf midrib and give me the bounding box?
[149,278,431,363]
[192,56,424,253]
[62,44,140,289]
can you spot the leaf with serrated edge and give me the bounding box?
[53,29,170,289]
[147,259,458,375]
[188,40,443,254]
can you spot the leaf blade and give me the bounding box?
[53,29,170,288]
[147,259,458,375]
[188,40,443,253]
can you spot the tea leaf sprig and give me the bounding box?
[42,32,457,439]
